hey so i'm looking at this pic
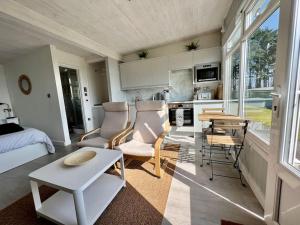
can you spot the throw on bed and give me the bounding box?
[0,128,55,154]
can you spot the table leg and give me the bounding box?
[120,155,126,187]
[73,191,87,225]
[30,181,41,211]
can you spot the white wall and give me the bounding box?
[4,46,66,144]
[88,61,109,105]
[105,57,126,102]
[0,65,12,123]
[122,31,221,62]
[51,47,94,133]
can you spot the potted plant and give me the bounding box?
[138,50,148,59]
[185,41,199,51]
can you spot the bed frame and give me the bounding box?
[0,143,49,174]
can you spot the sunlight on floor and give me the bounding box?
[167,164,265,221]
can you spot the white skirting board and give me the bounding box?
[0,143,49,174]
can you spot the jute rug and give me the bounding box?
[0,144,180,225]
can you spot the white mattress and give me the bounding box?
[0,128,55,154]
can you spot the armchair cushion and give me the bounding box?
[133,101,167,144]
[77,136,109,148]
[103,102,128,112]
[116,140,154,157]
[100,102,129,139]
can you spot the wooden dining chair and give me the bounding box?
[205,118,249,186]
[201,107,226,157]
[202,107,225,114]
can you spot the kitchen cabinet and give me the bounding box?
[193,47,221,65]
[120,47,222,90]
[168,51,194,70]
[194,101,224,133]
[120,56,169,90]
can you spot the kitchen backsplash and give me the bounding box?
[124,87,167,103]
[169,69,193,101]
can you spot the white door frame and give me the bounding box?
[264,0,300,224]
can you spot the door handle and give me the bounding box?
[270,92,281,98]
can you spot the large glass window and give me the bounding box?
[244,9,280,142]
[291,103,300,170]
[226,24,242,53]
[282,3,300,174]
[229,48,241,115]
[246,0,272,29]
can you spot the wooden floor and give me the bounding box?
[163,132,265,225]
[0,132,265,225]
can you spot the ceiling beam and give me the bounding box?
[0,0,121,60]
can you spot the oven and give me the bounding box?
[194,62,220,82]
[168,103,194,126]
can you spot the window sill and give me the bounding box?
[278,162,300,188]
[244,130,270,161]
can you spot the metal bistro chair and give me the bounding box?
[206,118,249,186]
[200,108,226,162]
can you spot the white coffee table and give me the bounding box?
[29,147,125,225]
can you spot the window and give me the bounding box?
[282,38,300,174]
[246,0,272,29]
[290,100,300,171]
[281,1,300,175]
[244,9,280,142]
[226,24,242,53]
[229,48,241,115]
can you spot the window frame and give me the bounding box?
[224,0,280,146]
[280,0,300,177]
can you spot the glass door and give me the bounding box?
[59,66,84,139]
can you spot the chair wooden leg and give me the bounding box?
[155,155,161,178]
[125,159,133,167]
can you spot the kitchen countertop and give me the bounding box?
[193,99,224,103]
[168,99,224,104]
[127,99,224,106]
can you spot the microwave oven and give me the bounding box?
[194,62,220,82]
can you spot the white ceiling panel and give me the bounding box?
[13,0,232,54]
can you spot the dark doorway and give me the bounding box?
[59,66,84,140]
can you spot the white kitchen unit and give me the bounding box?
[120,47,222,90]
[120,56,169,90]
[168,51,194,71]
[193,47,221,65]
[193,100,224,133]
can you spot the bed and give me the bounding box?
[0,127,55,174]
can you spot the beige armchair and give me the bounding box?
[115,100,170,178]
[77,102,131,149]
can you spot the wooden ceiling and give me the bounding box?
[0,17,98,63]
[14,0,232,55]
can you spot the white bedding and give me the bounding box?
[0,128,55,154]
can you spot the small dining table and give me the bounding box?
[198,113,243,122]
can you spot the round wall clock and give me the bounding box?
[18,74,32,95]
